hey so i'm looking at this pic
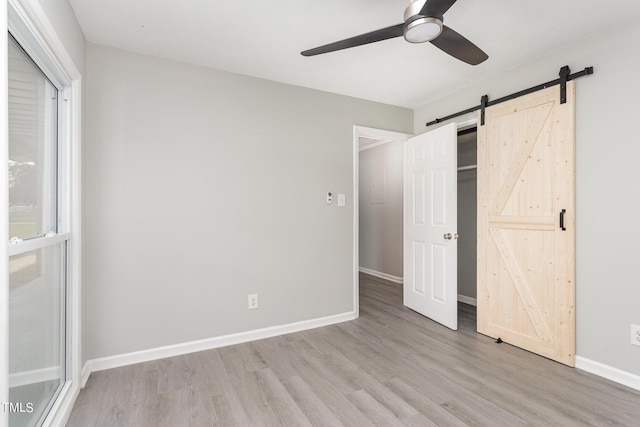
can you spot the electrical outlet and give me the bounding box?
[248,294,259,310]
[631,324,640,347]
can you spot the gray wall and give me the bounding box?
[358,141,404,278]
[84,44,412,360]
[414,21,640,376]
[457,131,477,300]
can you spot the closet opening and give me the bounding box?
[457,126,478,329]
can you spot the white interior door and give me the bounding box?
[403,123,458,330]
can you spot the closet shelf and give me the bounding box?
[457,164,477,172]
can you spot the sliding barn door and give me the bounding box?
[404,123,458,330]
[477,83,576,366]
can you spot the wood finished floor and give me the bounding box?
[68,274,640,426]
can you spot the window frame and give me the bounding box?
[3,0,82,425]
[8,32,61,242]
[7,27,70,427]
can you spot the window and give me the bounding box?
[7,33,69,427]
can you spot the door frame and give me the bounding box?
[456,118,478,133]
[352,120,477,318]
[352,126,411,318]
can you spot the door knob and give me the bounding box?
[454,233,459,240]
[443,233,452,240]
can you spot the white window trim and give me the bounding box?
[3,1,82,426]
[7,233,70,257]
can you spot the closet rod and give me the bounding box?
[457,165,477,172]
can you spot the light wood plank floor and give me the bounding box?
[68,274,640,426]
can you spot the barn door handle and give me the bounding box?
[559,209,566,231]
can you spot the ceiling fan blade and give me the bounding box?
[430,25,488,65]
[420,0,457,18]
[301,23,405,56]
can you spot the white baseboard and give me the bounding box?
[81,311,356,384]
[80,362,91,388]
[575,356,640,392]
[457,294,477,306]
[359,267,403,284]
[78,316,640,398]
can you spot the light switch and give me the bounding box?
[338,193,346,207]
[326,191,333,204]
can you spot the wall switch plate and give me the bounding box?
[337,193,346,207]
[248,294,259,310]
[631,324,640,347]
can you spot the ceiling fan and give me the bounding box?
[300,0,488,65]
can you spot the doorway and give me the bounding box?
[457,126,478,307]
[354,122,478,329]
[456,126,478,331]
[353,126,410,317]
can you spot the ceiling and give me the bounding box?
[69,0,640,108]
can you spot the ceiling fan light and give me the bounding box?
[404,17,443,43]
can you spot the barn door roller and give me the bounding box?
[426,65,594,127]
[559,66,570,104]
